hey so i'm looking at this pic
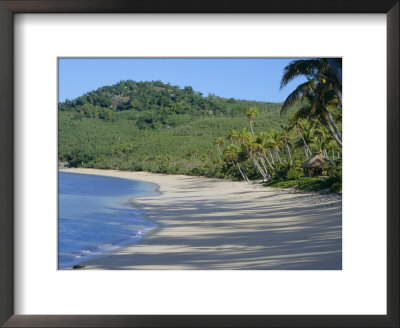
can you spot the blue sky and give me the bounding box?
[58,58,307,103]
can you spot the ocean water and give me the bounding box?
[58,172,160,269]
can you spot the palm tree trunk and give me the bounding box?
[249,122,255,138]
[276,151,283,164]
[321,115,342,147]
[216,145,222,158]
[322,117,342,147]
[281,152,287,164]
[268,150,275,164]
[304,146,309,159]
[243,166,250,181]
[285,140,292,159]
[262,151,275,172]
[249,152,267,180]
[297,127,311,157]
[233,161,249,182]
[327,112,342,142]
[257,152,271,179]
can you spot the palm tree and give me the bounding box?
[242,107,259,137]
[227,129,239,144]
[288,118,312,159]
[223,145,249,182]
[255,132,277,174]
[318,94,342,147]
[289,92,342,148]
[248,142,270,180]
[237,128,269,180]
[280,59,342,147]
[326,137,342,160]
[237,128,252,145]
[280,125,293,160]
[213,137,225,159]
[270,130,285,164]
[313,127,328,156]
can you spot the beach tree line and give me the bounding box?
[214,58,342,192]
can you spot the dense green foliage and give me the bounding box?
[265,163,342,193]
[59,80,289,177]
[59,58,342,194]
[214,58,342,192]
[59,80,280,123]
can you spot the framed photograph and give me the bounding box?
[0,1,398,327]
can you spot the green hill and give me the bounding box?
[58,80,289,178]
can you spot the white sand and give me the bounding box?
[61,168,342,270]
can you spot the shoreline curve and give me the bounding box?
[60,168,342,270]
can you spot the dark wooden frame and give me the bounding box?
[0,1,398,327]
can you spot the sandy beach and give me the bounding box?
[61,168,342,270]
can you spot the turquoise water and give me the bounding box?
[58,172,160,269]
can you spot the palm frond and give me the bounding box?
[280,79,316,114]
[280,59,324,89]
[291,105,313,122]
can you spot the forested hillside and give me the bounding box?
[58,80,289,177]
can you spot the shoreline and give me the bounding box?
[60,168,342,270]
[58,171,162,269]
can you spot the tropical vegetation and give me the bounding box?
[214,58,342,192]
[59,58,342,193]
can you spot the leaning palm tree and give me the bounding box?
[313,127,328,155]
[237,128,270,180]
[242,107,259,137]
[280,59,342,147]
[293,91,342,148]
[223,145,249,182]
[288,118,312,159]
[255,132,277,174]
[285,89,342,147]
[213,137,225,159]
[302,129,317,155]
[316,91,342,146]
[270,130,285,164]
[279,125,293,160]
[248,142,270,181]
[326,137,342,160]
[255,131,275,165]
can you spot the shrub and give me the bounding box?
[286,167,303,180]
[296,177,330,191]
[264,178,297,188]
[330,182,342,193]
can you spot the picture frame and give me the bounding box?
[0,0,398,327]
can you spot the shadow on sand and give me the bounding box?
[81,189,342,270]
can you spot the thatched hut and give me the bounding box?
[301,152,333,176]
